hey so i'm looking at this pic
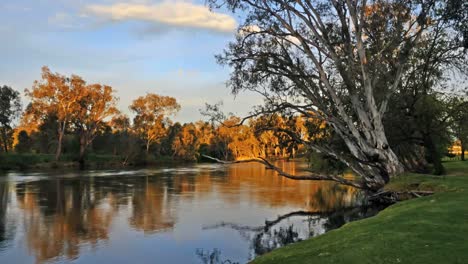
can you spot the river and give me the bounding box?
[0,161,381,263]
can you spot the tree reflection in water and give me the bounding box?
[196,248,240,264]
[0,181,15,251]
[0,162,379,263]
[204,205,384,257]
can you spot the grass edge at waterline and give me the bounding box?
[251,160,468,264]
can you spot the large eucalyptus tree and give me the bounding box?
[207,0,467,191]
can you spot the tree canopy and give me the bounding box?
[205,0,468,190]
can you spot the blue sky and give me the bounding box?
[0,0,260,123]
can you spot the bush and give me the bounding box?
[0,153,55,170]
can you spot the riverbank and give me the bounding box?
[0,153,192,171]
[252,160,468,264]
[0,153,302,171]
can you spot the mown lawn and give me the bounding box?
[252,161,468,264]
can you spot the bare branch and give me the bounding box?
[201,154,365,189]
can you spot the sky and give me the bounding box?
[0,0,261,123]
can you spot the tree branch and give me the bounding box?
[201,154,365,189]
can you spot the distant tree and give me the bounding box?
[449,96,468,161]
[25,67,85,160]
[130,93,180,154]
[73,83,119,164]
[172,123,201,161]
[160,122,182,156]
[34,113,60,154]
[107,114,141,165]
[15,130,32,153]
[0,85,21,153]
[109,114,131,132]
[213,116,239,160]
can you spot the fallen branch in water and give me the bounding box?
[201,154,365,189]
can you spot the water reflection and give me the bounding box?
[196,248,240,264]
[0,161,374,264]
[203,206,382,257]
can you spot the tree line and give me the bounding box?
[0,62,466,175]
[0,67,315,167]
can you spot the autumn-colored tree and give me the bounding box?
[172,123,201,161]
[213,116,238,160]
[194,121,214,146]
[109,114,131,133]
[73,83,119,164]
[252,115,285,157]
[130,94,180,153]
[25,67,85,160]
[171,121,215,161]
[214,116,261,160]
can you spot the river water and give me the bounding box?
[0,161,380,264]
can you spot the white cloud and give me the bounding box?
[239,25,261,35]
[84,1,237,33]
[239,24,301,45]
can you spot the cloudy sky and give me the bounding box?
[0,0,260,123]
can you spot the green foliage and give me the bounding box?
[15,130,32,153]
[308,151,346,175]
[0,153,54,170]
[0,85,21,153]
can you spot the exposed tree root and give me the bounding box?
[368,190,434,204]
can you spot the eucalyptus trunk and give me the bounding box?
[55,125,65,161]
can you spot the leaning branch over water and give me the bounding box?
[201,154,365,189]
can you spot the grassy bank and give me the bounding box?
[252,161,468,264]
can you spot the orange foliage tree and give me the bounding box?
[130,93,180,154]
[73,83,119,164]
[26,67,86,161]
[172,123,201,161]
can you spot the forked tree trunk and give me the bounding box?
[361,148,404,191]
[333,122,405,191]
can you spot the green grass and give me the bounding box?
[252,161,468,264]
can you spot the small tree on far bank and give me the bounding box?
[130,93,180,154]
[15,130,32,153]
[73,83,119,165]
[0,85,21,153]
[449,96,468,161]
